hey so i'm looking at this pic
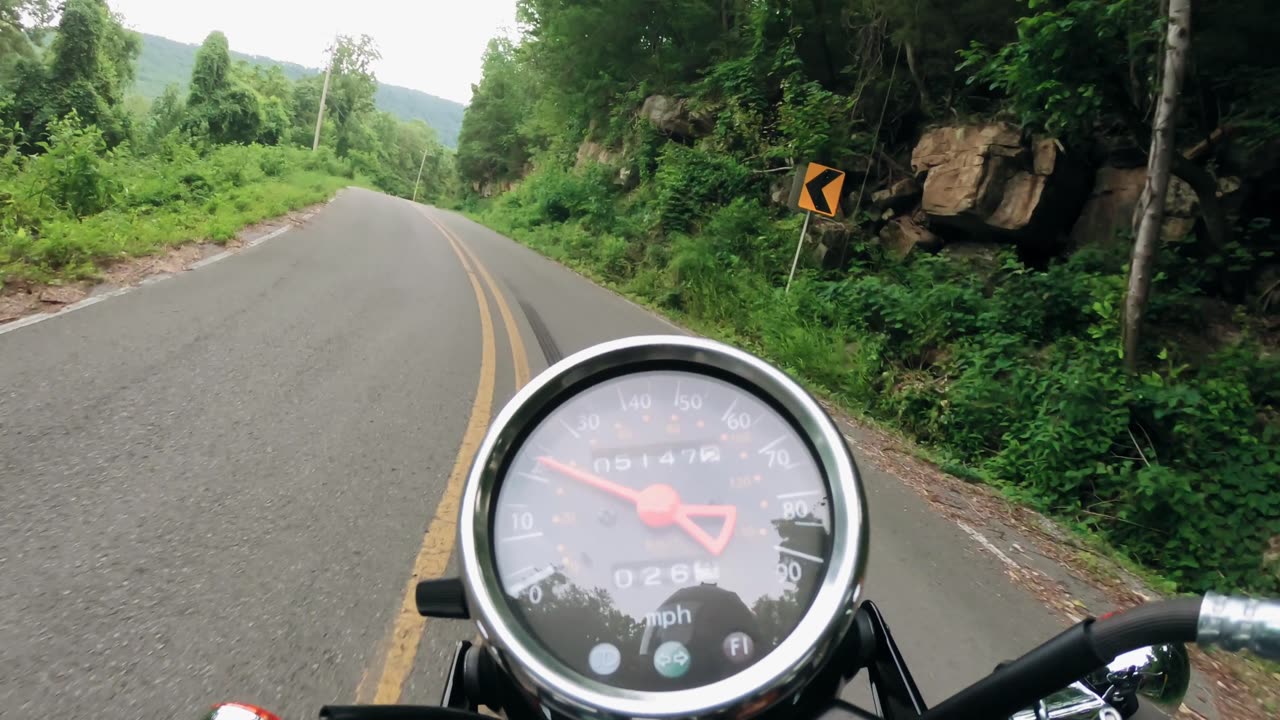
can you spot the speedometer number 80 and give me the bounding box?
[782,500,810,520]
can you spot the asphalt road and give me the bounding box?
[0,188,1149,718]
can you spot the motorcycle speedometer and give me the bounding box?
[458,336,867,719]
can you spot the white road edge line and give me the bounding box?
[188,250,234,271]
[0,224,297,338]
[838,428,1024,573]
[956,521,1020,571]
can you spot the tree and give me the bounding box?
[34,0,139,145]
[1123,0,1193,371]
[515,0,721,121]
[188,31,232,107]
[348,112,447,200]
[321,34,381,156]
[0,0,53,66]
[144,83,184,142]
[456,38,535,186]
[182,31,263,145]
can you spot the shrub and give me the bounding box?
[0,137,348,284]
[26,114,114,218]
[653,145,757,233]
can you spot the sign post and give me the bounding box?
[784,162,846,293]
[785,211,813,294]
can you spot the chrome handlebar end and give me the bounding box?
[1198,592,1280,660]
[1008,682,1121,720]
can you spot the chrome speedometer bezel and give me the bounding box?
[458,335,868,720]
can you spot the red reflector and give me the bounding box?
[211,702,284,720]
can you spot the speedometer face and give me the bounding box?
[492,370,831,691]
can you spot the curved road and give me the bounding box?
[0,189,1158,718]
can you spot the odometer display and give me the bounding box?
[492,370,831,691]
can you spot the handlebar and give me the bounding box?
[921,593,1280,720]
[349,592,1280,720]
[919,598,1199,719]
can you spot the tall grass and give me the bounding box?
[1,117,358,285]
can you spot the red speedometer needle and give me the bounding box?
[536,456,639,502]
[536,456,738,556]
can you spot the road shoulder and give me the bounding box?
[0,191,347,333]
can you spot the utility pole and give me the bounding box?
[411,143,430,203]
[312,52,333,152]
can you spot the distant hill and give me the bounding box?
[132,33,464,147]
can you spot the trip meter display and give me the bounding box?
[492,370,831,691]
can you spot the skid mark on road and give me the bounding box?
[518,300,562,366]
[362,206,534,704]
[363,227,497,704]
[424,211,531,390]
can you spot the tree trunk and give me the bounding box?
[1124,0,1192,372]
[904,41,930,109]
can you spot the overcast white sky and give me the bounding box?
[110,0,519,105]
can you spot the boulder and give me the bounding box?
[806,220,857,270]
[812,219,853,248]
[769,174,792,207]
[878,217,942,259]
[871,177,921,212]
[1069,167,1144,246]
[809,242,838,270]
[1069,167,1200,246]
[640,95,712,140]
[474,180,516,198]
[39,285,85,304]
[575,139,637,188]
[1217,175,1245,210]
[911,124,1086,245]
[912,123,1024,171]
[1093,134,1147,169]
[575,140,622,169]
[617,165,638,190]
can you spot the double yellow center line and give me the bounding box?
[358,207,531,704]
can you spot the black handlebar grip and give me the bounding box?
[921,598,1204,720]
[919,621,1107,720]
[1090,596,1200,659]
[417,578,470,619]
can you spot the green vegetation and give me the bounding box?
[1,118,352,283]
[132,33,465,147]
[457,0,1280,594]
[2,0,452,285]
